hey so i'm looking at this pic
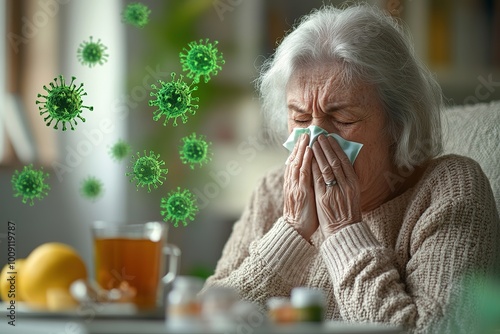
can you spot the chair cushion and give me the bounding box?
[442,101,500,214]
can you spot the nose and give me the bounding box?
[311,117,337,134]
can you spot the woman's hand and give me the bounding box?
[311,135,362,238]
[283,133,318,241]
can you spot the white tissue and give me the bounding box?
[283,125,363,164]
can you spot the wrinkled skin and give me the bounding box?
[283,63,399,241]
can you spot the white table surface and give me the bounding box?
[0,302,406,334]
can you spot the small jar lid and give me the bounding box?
[267,297,291,310]
[291,287,325,308]
[201,286,239,315]
[172,276,205,291]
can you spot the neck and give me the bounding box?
[361,163,427,213]
[360,165,405,213]
[361,184,397,214]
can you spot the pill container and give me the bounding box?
[267,297,296,324]
[290,287,325,323]
[166,276,204,330]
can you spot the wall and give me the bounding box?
[0,0,127,275]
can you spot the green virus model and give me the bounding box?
[149,73,199,127]
[179,132,212,169]
[80,176,104,201]
[127,150,168,192]
[11,164,50,206]
[160,187,199,227]
[77,36,109,67]
[122,2,151,28]
[109,139,132,161]
[180,38,225,84]
[36,75,93,131]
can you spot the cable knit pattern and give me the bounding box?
[202,154,500,333]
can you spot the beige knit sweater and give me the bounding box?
[203,154,500,333]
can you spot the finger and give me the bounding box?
[285,135,300,165]
[290,134,310,182]
[328,135,359,183]
[312,136,336,185]
[311,157,325,193]
[300,145,313,186]
[317,135,348,187]
[284,133,301,180]
[325,135,352,167]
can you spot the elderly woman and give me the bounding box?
[203,4,500,333]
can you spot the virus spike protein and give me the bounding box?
[77,36,109,67]
[160,187,199,227]
[180,38,225,84]
[109,139,132,161]
[11,164,50,206]
[80,176,104,201]
[36,75,93,131]
[179,133,212,169]
[122,2,151,28]
[148,73,199,127]
[127,150,168,192]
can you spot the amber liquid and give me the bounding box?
[94,238,163,309]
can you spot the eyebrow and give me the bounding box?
[287,104,307,113]
[287,102,350,113]
[325,103,350,113]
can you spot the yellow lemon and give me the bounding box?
[46,288,78,311]
[0,259,25,302]
[19,242,87,308]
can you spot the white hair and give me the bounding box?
[257,3,443,168]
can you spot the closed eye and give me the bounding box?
[336,121,356,125]
[294,119,310,124]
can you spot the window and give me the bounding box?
[1,0,58,167]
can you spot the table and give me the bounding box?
[0,302,405,334]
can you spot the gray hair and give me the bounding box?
[257,3,443,168]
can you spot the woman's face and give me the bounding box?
[286,63,397,209]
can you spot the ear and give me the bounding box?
[386,0,403,17]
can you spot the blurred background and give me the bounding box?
[1,0,500,279]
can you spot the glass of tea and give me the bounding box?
[91,221,180,309]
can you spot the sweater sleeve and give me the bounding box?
[201,169,317,307]
[320,158,500,333]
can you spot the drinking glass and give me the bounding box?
[92,221,180,309]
